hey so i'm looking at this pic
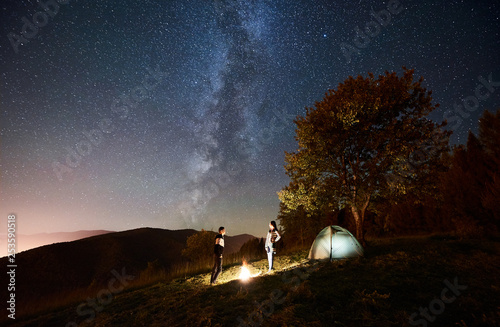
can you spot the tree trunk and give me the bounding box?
[351,206,365,247]
[300,226,304,249]
[351,194,370,247]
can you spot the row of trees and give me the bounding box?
[181,230,267,265]
[370,113,499,239]
[277,68,499,247]
[440,110,499,235]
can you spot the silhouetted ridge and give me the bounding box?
[0,228,254,305]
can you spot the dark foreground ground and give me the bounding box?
[7,235,500,327]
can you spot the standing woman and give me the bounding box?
[265,220,281,273]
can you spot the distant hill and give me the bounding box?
[224,233,258,254]
[0,228,255,307]
[0,230,114,257]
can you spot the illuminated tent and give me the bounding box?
[308,225,364,260]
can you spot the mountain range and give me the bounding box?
[0,228,255,309]
[0,229,114,257]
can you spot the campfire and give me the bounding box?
[239,261,261,282]
[239,265,251,281]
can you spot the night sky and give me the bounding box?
[1,0,499,238]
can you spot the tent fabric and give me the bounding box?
[308,225,364,260]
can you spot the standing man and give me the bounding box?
[210,226,225,285]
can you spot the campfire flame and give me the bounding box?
[239,260,262,281]
[239,265,251,281]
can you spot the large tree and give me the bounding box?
[278,69,450,244]
[181,229,216,264]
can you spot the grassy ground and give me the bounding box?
[7,235,500,327]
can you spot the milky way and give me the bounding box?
[1,0,499,237]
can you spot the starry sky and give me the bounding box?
[1,0,499,239]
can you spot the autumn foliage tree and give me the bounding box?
[277,202,319,248]
[278,69,450,244]
[181,229,216,264]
